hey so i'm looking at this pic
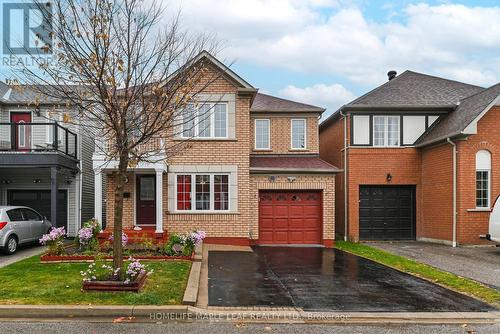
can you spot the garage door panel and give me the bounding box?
[260,206,274,217]
[260,218,274,229]
[259,191,322,245]
[259,231,274,243]
[303,218,319,228]
[274,218,288,229]
[289,206,303,216]
[289,231,305,243]
[274,231,289,243]
[289,218,304,229]
[303,205,320,216]
[359,186,415,241]
[274,206,289,216]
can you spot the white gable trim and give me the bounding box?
[462,93,500,135]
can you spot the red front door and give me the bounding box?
[259,191,322,244]
[10,112,31,151]
[136,175,156,226]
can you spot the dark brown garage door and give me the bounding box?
[359,186,416,240]
[259,191,322,244]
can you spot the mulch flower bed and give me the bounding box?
[82,271,148,292]
[40,245,193,263]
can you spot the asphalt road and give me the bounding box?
[0,322,498,334]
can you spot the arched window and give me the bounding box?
[476,150,491,208]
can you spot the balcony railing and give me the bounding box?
[0,122,77,159]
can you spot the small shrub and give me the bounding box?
[161,230,205,256]
[76,219,101,253]
[39,227,66,255]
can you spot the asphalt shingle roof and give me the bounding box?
[417,83,500,146]
[250,155,340,173]
[251,93,325,113]
[349,71,484,106]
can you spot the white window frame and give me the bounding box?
[254,119,270,150]
[181,102,228,139]
[290,118,307,150]
[476,150,492,209]
[373,115,400,147]
[174,173,230,212]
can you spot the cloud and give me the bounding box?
[165,1,500,88]
[279,83,355,117]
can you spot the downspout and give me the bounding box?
[341,110,348,241]
[447,138,457,247]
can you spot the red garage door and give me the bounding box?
[259,191,322,244]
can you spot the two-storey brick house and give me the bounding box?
[94,52,339,246]
[320,70,500,246]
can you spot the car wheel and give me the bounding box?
[4,236,18,255]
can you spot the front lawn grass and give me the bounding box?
[335,241,500,307]
[0,256,191,305]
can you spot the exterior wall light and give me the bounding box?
[386,173,392,182]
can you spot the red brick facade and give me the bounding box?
[320,106,500,245]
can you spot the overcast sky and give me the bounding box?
[2,0,500,117]
[165,0,500,117]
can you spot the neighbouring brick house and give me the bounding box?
[320,70,500,246]
[94,51,339,246]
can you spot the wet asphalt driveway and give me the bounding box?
[208,247,494,312]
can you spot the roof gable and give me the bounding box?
[179,50,255,90]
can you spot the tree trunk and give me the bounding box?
[112,151,129,279]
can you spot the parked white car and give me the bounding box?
[487,195,500,244]
[0,206,53,255]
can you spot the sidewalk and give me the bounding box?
[0,305,498,324]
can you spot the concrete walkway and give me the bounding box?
[366,242,500,289]
[0,245,46,268]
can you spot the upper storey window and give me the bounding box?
[351,114,440,146]
[373,116,399,147]
[291,119,306,149]
[254,119,270,150]
[181,103,227,139]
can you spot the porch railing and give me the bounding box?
[0,122,77,159]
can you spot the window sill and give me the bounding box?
[467,208,491,212]
[289,149,309,152]
[254,149,272,152]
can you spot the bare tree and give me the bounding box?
[13,0,220,278]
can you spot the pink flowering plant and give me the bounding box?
[109,232,128,246]
[77,219,101,252]
[39,227,66,255]
[162,230,206,256]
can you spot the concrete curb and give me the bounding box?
[182,242,203,305]
[0,305,498,324]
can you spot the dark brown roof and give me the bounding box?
[250,155,340,173]
[348,71,484,107]
[417,83,500,146]
[251,93,325,113]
